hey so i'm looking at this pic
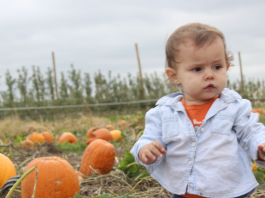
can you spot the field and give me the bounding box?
[0,113,174,198]
[1,112,265,198]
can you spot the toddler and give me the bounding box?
[130,23,265,198]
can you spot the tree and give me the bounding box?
[17,66,30,106]
[1,70,16,107]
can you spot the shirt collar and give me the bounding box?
[155,88,242,112]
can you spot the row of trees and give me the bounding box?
[1,64,265,109]
[0,65,176,108]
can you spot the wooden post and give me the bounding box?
[52,52,59,100]
[238,52,244,94]
[135,43,145,100]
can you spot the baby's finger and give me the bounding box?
[258,143,265,152]
[152,141,167,154]
[144,150,157,162]
[150,146,164,158]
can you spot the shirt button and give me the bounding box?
[189,161,192,165]
[201,128,204,132]
[192,142,196,146]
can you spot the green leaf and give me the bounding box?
[257,183,265,191]
[73,192,83,198]
[56,142,87,154]
[254,171,265,185]
[92,193,112,198]
[127,166,139,173]
[116,150,149,180]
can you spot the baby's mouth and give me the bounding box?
[204,84,215,89]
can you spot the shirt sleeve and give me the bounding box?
[130,106,166,173]
[233,99,265,166]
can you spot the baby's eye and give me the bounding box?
[214,65,222,70]
[192,67,201,72]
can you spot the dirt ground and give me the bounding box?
[5,143,173,198]
[4,143,265,198]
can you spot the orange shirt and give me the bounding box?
[181,95,219,130]
[180,95,219,198]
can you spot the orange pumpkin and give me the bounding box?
[110,130,122,141]
[58,132,78,144]
[21,139,34,149]
[86,128,113,145]
[21,156,80,198]
[106,124,115,131]
[251,108,262,114]
[41,131,53,144]
[86,127,98,138]
[252,163,258,172]
[0,153,16,188]
[118,120,128,127]
[27,132,45,145]
[81,139,115,175]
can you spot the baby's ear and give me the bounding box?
[165,68,180,84]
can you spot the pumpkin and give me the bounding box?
[21,139,34,149]
[58,132,78,144]
[21,156,80,198]
[41,131,53,144]
[27,132,45,145]
[106,124,115,131]
[85,128,113,145]
[252,163,258,172]
[0,153,16,188]
[251,108,262,114]
[118,120,128,127]
[86,127,98,138]
[110,130,122,141]
[81,139,115,175]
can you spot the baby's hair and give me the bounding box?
[165,22,233,69]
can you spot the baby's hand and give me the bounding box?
[258,143,265,161]
[138,141,166,164]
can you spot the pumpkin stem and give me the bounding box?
[5,166,37,198]
[87,127,98,138]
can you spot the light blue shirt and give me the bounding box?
[130,88,265,198]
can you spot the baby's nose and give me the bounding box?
[205,70,214,80]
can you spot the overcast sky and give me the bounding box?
[0,0,265,91]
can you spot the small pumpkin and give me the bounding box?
[21,156,80,198]
[27,132,45,145]
[86,127,98,138]
[118,120,128,127]
[252,163,258,172]
[106,124,115,131]
[41,131,53,144]
[58,132,78,144]
[110,130,122,141]
[21,139,34,149]
[0,153,16,188]
[86,128,113,145]
[251,108,262,114]
[81,139,116,175]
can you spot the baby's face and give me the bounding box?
[166,37,229,105]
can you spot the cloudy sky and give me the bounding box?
[0,0,265,91]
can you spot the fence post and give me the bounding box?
[52,52,59,100]
[135,43,147,112]
[238,52,244,95]
[135,43,145,100]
